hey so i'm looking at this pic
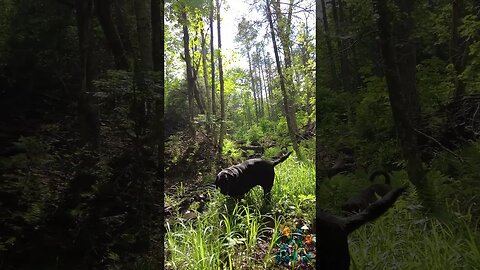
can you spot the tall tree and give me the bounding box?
[374,0,434,210]
[181,9,195,132]
[236,17,260,121]
[299,21,314,125]
[266,0,302,160]
[254,47,265,117]
[262,50,276,119]
[95,0,129,70]
[201,27,212,134]
[320,0,338,90]
[75,0,100,148]
[330,0,351,91]
[190,29,206,114]
[209,0,217,147]
[258,46,269,118]
[216,0,226,156]
[134,0,153,70]
[112,0,134,59]
[209,0,216,117]
[272,0,300,133]
[247,50,259,121]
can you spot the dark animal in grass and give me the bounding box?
[341,170,392,214]
[214,151,293,203]
[327,147,355,178]
[318,186,407,270]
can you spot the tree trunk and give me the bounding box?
[319,0,338,89]
[266,0,302,160]
[374,0,434,211]
[151,0,162,71]
[258,51,269,119]
[191,53,206,114]
[330,0,350,91]
[301,24,313,124]
[262,50,276,119]
[210,0,216,117]
[209,0,217,147]
[75,0,100,148]
[216,0,226,156]
[256,51,265,117]
[201,29,212,134]
[181,10,195,134]
[95,0,129,70]
[112,0,134,60]
[247,50,259,121]
[273,0,299,134]
[134,0,153,70]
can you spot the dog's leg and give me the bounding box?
[262,172,275,205]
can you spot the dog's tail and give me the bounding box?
[344,186,406,234]
[272,151,293,166]
[369,170,391,185]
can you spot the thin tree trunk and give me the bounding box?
[112,0,134,60]
[262,50,275,119]
[95,0,129,70]
[258,51,269,119]
[191,52,206,114]
[320,0,338,89]
[210,0,216,116]
[181,10,195,134]
[266,0,302,160]
[209,0,217,147]
[134,0,153,70]
[75,0,100,148]
[247,50,259,121]
[374,0,434,211]
[216,0,226,156]
[338,0,358,88]
[201,29,212,134]
[273,0,299,134]
[330,0,350,91]
[256,51,265,117]
[301,24,313,124]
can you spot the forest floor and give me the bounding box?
[163,145,317,269]
[0,99,163,269]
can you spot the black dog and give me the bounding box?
[341,170,391,214]
[214,151,293,202]
[318,186,406,270]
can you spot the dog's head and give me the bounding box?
[214,171,231,195]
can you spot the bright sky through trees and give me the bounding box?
[217,0,260,69]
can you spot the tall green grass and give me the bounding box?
[164,155,315,269]
[319,172,480,269]
[349,199,480,269]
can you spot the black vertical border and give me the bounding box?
[159,0,165,267]
[315,0,321,269]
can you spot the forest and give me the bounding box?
[164,0,316,268]
[317,0,480,269]
[0,0,479,269]
[0,0,164,269]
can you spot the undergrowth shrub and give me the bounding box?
[0,136,54,252]
[349,188,480,269]
[222,138,242,161]
[430,141,480,217]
